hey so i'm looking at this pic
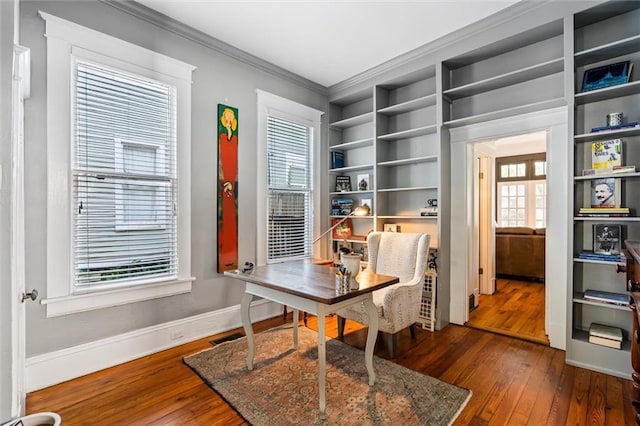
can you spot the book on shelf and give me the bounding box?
[578,251,622,262]
[593,223,622,255]
[335,175,351,192]
[590,178,621,208]
[331,151,345,169]
[420,207,438,217]
[611,165,636,174]
[591,139,622,171]
[583,289,628,306]
[331,218,352,239]
[588,334,622,349]
[577,212,630,217]
[589,323,623,340]
[579,207,629,213]
[591,122,639,133]
[331,198,353,216]
[578,206,630,217]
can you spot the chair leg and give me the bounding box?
[382,331,398,359]
[337,316,346,339]
[409,323,417,339]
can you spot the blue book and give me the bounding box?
[591,122,639,133]
[584,289,628,305]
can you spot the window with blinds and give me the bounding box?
[73,61,177,289]
[266,116,313,262]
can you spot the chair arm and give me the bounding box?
[381,277,423,330]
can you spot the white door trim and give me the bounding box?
[448,107,569,350]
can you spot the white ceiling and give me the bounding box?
[136,0,520,87]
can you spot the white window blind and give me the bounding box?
[73,61,177,289]
[266,116,313,262]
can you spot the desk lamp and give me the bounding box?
[312,206,369,245]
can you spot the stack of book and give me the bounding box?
[578,251,623,262]
[577,207,630,217]
[583,289,628,306]
[588,323,623,349]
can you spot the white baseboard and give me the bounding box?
[25,299,282,392]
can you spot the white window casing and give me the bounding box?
[40,12,195,317]
[256,90,323,266]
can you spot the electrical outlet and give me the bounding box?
[170,330,184,340]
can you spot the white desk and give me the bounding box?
[224,260,398,416]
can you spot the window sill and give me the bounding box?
[41,277,194,318]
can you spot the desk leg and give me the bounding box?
[292,309,299,350]
[317,304,327,417]
[363,297,378,386]
[241,292,255,370]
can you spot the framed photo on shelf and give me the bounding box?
[335,175,352,192]
[592,224,622,255]
[590,178,621,208]
[383,223,399,232]
[581,61,632,92]
[591,139,622,170]
[332,218,353,240]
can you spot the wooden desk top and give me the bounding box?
[224,260,399,305]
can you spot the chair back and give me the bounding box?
[366,232,430,283]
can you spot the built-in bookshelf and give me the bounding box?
[327,68,440,262]
[568,1,640,377]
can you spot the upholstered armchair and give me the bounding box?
[336,231,430,358]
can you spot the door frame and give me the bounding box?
[448,107,570,350]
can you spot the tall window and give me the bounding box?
[256,90,322,265]
[74,62,176,288]
[496,154,546,228]
[42,12,194,317]
[267,116,313,261]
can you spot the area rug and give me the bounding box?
[184,325,471,425]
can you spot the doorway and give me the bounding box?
[466,133,549,344]
[448,108,569,350]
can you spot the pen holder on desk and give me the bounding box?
[335,273,350,294]
[340,253,361,290]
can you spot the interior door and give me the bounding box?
[1,15,29,420]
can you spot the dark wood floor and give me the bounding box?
[27,313,635,425]
[466,278,549,345]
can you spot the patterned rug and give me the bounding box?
[184,325,471,425]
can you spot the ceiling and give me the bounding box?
[136,0,521,87]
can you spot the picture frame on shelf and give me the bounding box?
[332,218,353,240]
[592,223,623,255]
[383,223,399,232]
[356,174,371,191]
[580,61,633,92]
[335,175,352,192]
[591,139,622,170]
[590,178,621,208]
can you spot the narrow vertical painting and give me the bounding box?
[217,104,239,272]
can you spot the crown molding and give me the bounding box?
[328,0,561,95]
[100,0,328,96]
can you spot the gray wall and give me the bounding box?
[1,1,16,420]
[20,0,328,356]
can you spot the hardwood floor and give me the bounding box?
[26,313,635,425]
[466,278,549,345]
